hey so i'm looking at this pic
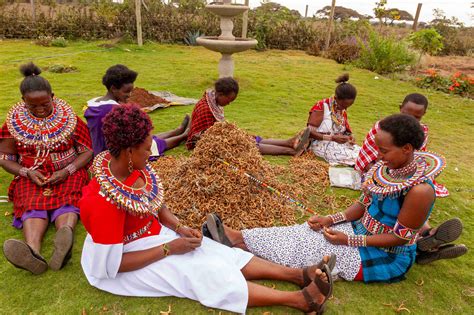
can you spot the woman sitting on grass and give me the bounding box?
[307,73,360,166]
[80,104,333,314]
[354,93,466,265]
[186,77,311,156]
[0,63,93,274]
[85,64,190,159]
[205,114,445,284]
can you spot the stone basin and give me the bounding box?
[205,4,248,17]
[197,36,257,54]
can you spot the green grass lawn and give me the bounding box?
[0,40,473,314]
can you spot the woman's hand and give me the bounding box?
[168,237,202,255]
[307,215,333,231]
[348,135,356,145]
[177,226,203,239]
[43,169,69,185]
[332,134,350,144]
[27,170,47,186]
[323,228,349,245]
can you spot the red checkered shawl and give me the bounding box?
[186,93,220,150]
[0,113,92,218]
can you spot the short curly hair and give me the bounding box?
[102,64,138,90]
[215,77,239,95]
[379,114,424,149]
[102,104,153,157]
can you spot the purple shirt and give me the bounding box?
[84,98,119,156]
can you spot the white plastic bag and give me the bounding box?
[329,167,361,190]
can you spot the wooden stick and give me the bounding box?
[413,3,422,31]
[135,0,143,46]
[325,0,336,50]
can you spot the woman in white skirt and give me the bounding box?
[80,104,333,314]
[307,74,360,166]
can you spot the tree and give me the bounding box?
[408,28,444,68]
[373,1,414,25]
[316,5,363,21]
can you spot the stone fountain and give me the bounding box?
[197,0,258,78]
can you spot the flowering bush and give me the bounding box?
[415,69,473,98]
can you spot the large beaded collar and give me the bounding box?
[92,151,164,216]
[364,151,446,197]
[6,98,77,150]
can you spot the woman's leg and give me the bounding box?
[259,137,296,147]
[155,115,190,139]
[258,143,296,156]
[163,131,189,150]
[23,218,49,253]
[54,212,78,230]
[246,269,328,311]
[241,256,304,286]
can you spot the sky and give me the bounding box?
[241,0,473,26]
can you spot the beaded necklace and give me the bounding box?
[388,158,418,179]
[6,98,77,151]
[6,98,77,168]
[92,151,164,216]
[364,151,446,197]
[329,98,345,129]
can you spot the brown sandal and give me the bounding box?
[49,226,74,271]
[302,264,333,314]
[302,254,336,288]
[3,239,48,275]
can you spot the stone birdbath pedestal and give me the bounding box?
[197,0,258,78]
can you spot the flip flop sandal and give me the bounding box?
[206,213,232,247]
[302,264,333,315]
[49,226,74,271]
[295,128,311,156]
[416,244,468,265]
[301,254,337,288]
[3,239,48,275]
[417,218,463,252]
[201,222,213,239]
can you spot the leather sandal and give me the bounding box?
[49,226,74,271]
[417,218,463,252]
[301,254,336,288]
[206,213,232,247]
[3,239,48,275]
[294,128,311,156]
[416,244,468,265]
[302,264,333,314]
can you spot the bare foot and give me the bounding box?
[178,114,190,133]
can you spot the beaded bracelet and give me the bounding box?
[347,235,367,247]
[329,212,346,224]
[0,153,17,162]
[19,167,30,178]
[65,163,77,176]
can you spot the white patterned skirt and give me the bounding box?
[311,140,361,166]
[242,222,361,281]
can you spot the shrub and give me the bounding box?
[326,37,360,64]
[47,64,78,73]
[409,28,443,56]
[51,36,68,47]
[35,35,53,46]
[184,30,204,46]
[355,31,415,74]
[414,69,473,98]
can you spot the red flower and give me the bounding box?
[452,71,462,79]
[449,85,455,91]
[454,82,460,87]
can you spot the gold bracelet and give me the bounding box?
[174,222,183,232]
[162,243,170,257]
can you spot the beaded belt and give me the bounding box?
[360,211,392,235]
[123,220,153,244]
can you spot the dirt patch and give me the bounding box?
[421,55,474,76]
[128,87,170,108]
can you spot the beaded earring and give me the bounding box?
[128,158,133,173]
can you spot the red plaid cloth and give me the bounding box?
[0,115,92,218]
[355,121,429,173]
[186,93,218,150]
[309,98,352,133]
